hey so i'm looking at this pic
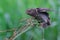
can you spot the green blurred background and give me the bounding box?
[0,0,60,40]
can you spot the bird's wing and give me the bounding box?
[39,14,49,23]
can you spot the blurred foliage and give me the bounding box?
[0,0,60,40]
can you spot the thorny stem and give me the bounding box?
[8,17,45,40]
[13,26,33,40]
[8,18,34,40]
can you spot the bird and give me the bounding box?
[26,8,50,28]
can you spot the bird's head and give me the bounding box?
[26,8,37,17]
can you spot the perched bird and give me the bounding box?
[26,8,50,28]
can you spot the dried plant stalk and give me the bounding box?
[9,18,34,40]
